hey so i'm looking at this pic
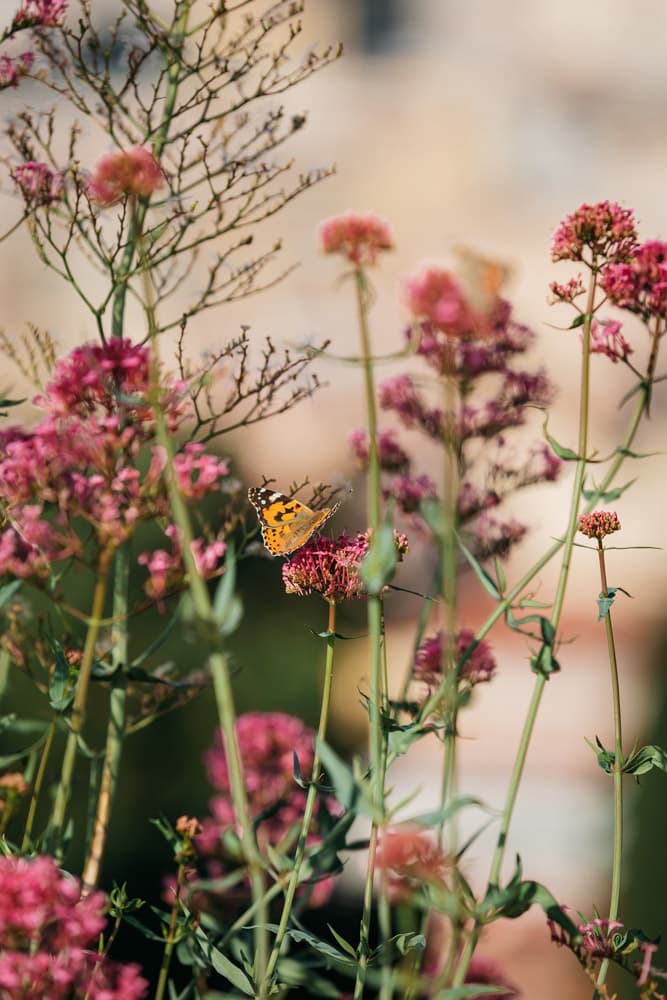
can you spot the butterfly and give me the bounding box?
[247,486,341,557]
[453,246,511,313]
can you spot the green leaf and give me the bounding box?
[541,417,580,461]
[582,478,636,503]
[616,446,661,459]
[622,744,667,776]
[307,628,362,641]
[483,864,579,938]
[361,522,398,595]
[421,499,444,536]
[0,397,27,409]
[0,721,50,769]
[315,740,378,820]
[407,796,484,827]
[586,735,615,774]
[49,642,74,712]
[457,538,501,599]
[530,617,560,677]
[494,557,506,594]
[387,721,433,756]
[277,958,343,999]
[0,579,22,608]
[212,544,243,637]
[327,924,358,958]
[198,934,255,994]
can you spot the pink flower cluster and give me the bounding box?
[138,524,226,602]
[551,201,637,264]
[0,338,231,592]
[12,0,67,29]
[349,428,410,473]
[578,510,621,541]
[0,53,34,89]
[0,854,147,999]
[282,529,408,602]
[588,319,632,363]
[195,713,338,908]
[87,147,164,206]
[319,211,393,267]
[404,265,479,339]
[413,628,497,695]
[11,162,65,206]
[601,240,667,321]
[375,825,448,902]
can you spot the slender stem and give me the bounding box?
[453,264,598,987]
[154,853,188,1000]
[439,374,460,848]
[354,265,388,999]
[50,546,113,856]
[134,199,268,983]
[82,543,131,890]
[21,721,56,850]
[595,540,624,991]
[261,599,338,991]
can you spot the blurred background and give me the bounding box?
[3,1,667,997]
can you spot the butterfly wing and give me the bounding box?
[248,487,340,556]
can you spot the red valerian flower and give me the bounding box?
[11,162,65,206]
[375,825,449,902]
[12,0,67,28]
[551,201,637,264]
[601,240,667,321]
[87,146,164,206]
[578,510,621,541]
[282,530,408,602]
[319,211,393,267]
[414,628,497,692]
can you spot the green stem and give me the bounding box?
[453,264,598,987]
[22,721,56,850]
[82,543,131,890]
[50,546,113,857]
[595,540,623,991]
[261,599,338,991]
[154,852,188,1000]
[353,265,388,999]
[134,200,268,984]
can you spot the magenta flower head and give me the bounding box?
[12,0,67,29]
[601,240,667,321]
[282,530,408,602]
[11,162,65,206]
[0,854,147,998]
[199,713,338,907]
[404,264,478,338]
[348,428,410,473]
[375,825,449,902]
[319,211,393,267]
[588,319,633,363]
[414,628,497,692]
[578,510,621,541]
[551,201,638,264]
[87,146,164,206]
[0,53,34,89]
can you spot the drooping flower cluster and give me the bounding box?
[589,319,633,363]
[352,261,558,558]
[550,201,638,264]
[0,338,231,599]
[413,628,497,700]
[282,529,408,602]
[11,162,65,206]
[192,713,338,909]
[578,510,621,541]
[0,854,147,999]
[319,211,393,267]
[549,911,658,990]
[87,146,164,206]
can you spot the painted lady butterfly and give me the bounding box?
[248,486,341,557]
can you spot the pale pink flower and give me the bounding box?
[588,318,633,363]
[11,162,65,206]
[349,428,411,473]
[404,265,478,338]
[319,211,393,266]
[282,532,370,602]
[375,825,448,901]
[12,0,67,28]
[0,53,34,88]
[548,275,586,304]
[87,146,164,206]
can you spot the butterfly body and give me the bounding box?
[248,487,340,557]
